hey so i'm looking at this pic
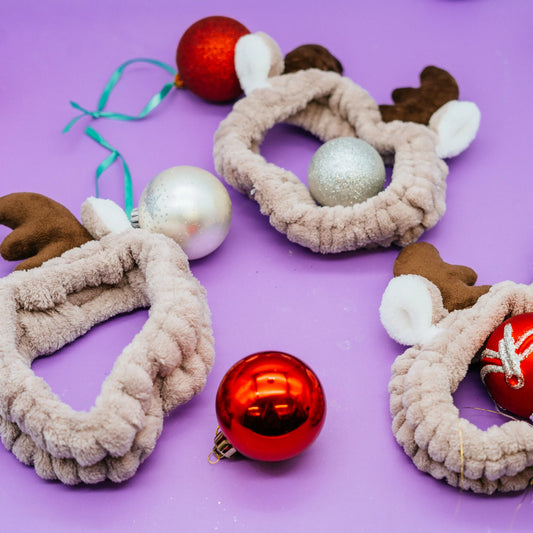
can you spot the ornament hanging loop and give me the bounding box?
[208,426,237,464]
[174,73,185,89]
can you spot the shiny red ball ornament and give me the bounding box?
[213,351,326,462]
[480,312,533,419]
[176,16,250,102]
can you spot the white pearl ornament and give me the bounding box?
[132,166,232,260]
[308,137,386,207]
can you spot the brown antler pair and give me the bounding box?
[393,242,490,311]
[282,52,459,126]
[0,192,93,271]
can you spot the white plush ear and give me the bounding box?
[235,32,284,95]
[429,100,481,158]
[80,197,132,239]
[380,275,447,346]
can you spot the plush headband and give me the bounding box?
[214,40,480,254]
[0,193,214,484]
[380,242,533,494]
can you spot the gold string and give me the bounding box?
[461,406,520,422]
[454,418,465,515]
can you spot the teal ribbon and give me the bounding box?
[64,58,177,215]
[84,126,134,218]
[63,58,177,132]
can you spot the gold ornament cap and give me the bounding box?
[208,427,238,464]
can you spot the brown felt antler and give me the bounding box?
[379,66,459,125]
[0,192,93,271]
[283,44,343,75]
[393,242,491,311]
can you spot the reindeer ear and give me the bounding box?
[80,197,132,239]
[234,32,284,95]
[429,100,481,158]
[380,275,447,346]
[379,65,481,158]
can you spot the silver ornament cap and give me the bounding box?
[308,137,386,207]
[135,166,232,260]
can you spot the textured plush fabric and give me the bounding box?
[0,193,93,271]
[383,244,533,494]
[379,66,459,125]
[283,44,343,75]
[380,274,446,346]
[393,242,491,311]
[234,32,284,96]
[214,68,449,254]
[0,227,214,484]
[428,100,481,159]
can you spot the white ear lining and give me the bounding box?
[80,197,132,239]
[429,100,481,159]
[234,32,283,95]
[380,275,444,346]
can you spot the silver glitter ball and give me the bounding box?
[308,137,386,207]
[135,166,232,260]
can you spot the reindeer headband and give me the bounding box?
[213,36,481,253]
[0,193,213,484]
[380,242,533,494]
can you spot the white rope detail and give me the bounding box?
[480,323,533,389]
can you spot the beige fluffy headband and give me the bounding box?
[213,34,481,253]
[380,242,533,494]
[0,193,214,484]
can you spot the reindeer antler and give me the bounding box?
[379,66,459,125]
[283,44,343,75]
[393,242,490,311]
[0,192,93,271]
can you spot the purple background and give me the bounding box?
[1,0,532,531]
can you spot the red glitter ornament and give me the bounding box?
[480,313,533,419]
[176,16,250,102]
[213,351,326,462]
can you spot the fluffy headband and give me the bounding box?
[213,37,481,253]
[0,193,214,484]
[380,242,533,494]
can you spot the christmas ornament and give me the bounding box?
[307,137,385,207]
[379,242,533,494]
[0,193,214,485]
[131,166,232,260]
[212,351,326,462]
[214,63,481,253]
[480,313,533,419]
[176,15,250,102]
[61,16,284,221]
[64,17,351,227]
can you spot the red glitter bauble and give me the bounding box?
[215,351,326,461]
[176,16,250,102]
[480,313,533,419]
